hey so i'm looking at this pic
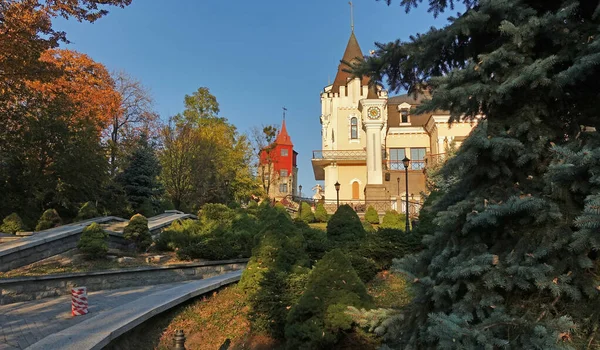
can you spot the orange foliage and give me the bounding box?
[26,49,121,130]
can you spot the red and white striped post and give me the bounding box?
[71,287,88,316]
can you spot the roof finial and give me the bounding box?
[349,1,354,33]
[282,107,287,121]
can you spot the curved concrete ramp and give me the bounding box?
[23,270,241,350]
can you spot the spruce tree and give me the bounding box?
[117,135,162,216]
[352,0,600,348]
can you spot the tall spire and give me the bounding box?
[349,1,354,33]
[275,113,293,146]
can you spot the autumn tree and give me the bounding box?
[250,124,279,196]
[109,71,159,176]
[160,88,260,211]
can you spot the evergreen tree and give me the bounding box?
[117,135,162,217]
[314,203,329,223]
[351,0,600,348]
[364,206,380,224]
[299,202,315,223]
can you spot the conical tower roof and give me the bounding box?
[275,120,293,146]
[331,32,376,97]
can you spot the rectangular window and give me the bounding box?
[389,148,406,170]
[281,149,288,156]
[279,183,288,193]
[280,169,288,177]
[400,109,409,124]
[410,148,426,170]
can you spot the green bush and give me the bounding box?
[314,203,329,223]
[356,228,422,270]
[155,219,197,251]
[297,223,331,263]
[380,210,407,230]
[326,204,365,244]
[348,254,379,283]
[362,221,376,233]
[364,206,380,224]
[77,223,108,259]
[35,209,62,231]
[123,214,152,252]
[247,200,258,209]
[75,201,99,222]
[177,235,238,260]
[240,210,309,338]
[285,249,372,349]
[299,202,315,223]
[199,203,235,226]
[1,213,25,234]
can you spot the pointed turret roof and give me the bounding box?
[275,120,293,146]
[330,32,378,98]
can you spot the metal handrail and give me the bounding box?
[312,149,366,160]
[387,160,426,170]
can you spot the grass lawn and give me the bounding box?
[106,270,411,350]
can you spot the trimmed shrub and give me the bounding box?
[35,209,61,231]
[362,221,376,233]
[240,210,309,338]
[364,206,379,224]
[155,219,197,251]
[348,254,379,283]
[380,210,407,230]
[298,224,331,263]
[356,228,422,270]
[123,214,152,252]
[314,203,329,223]
[326,204,365,243]
[299,202,315,223]
[178,236,237,260]
[285,249,373,349]
[75,202,99,222]
[77,223,108,259]
[1,213,25,234]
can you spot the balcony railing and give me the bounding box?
[387,160,426,171]
[312,149,366,160]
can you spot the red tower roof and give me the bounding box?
[275,120,293,146]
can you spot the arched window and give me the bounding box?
[350,117,358,139]
[352,181,360,199]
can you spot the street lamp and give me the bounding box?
[402,157,410,232]
[334,181,341,209]
[298,185,303,217]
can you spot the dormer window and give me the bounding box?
[401,109,409,123]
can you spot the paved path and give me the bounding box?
[0,271,241,350]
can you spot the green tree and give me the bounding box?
[1,213,25,234]
[314,203,329,223]
[123,214,152,252]
[364,206,379,224]
[326,204,365,244]
[380,210,406,230]
[160,88,259,211]
[77,223,108,260]
[117,135,162,217]
[35,209,61,231]
[299,202,315,223]
[75,201,99,222]
[352,0,600,348]
[285,249,372,349]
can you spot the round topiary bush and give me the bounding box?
[380,210,407,230]
[1,213,25,234]
[123,214,152,252]
[314,202,329,223]
[326,204,365,243]
[35,209,61,231]
[77,223,108,259]
[299,202,315,223]
[75,201,99,222]
[285,249,373,349]
[364,206,380,224]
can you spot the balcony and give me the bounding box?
[386,160,426,171]
[312,149,367,161]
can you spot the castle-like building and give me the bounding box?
[259,119,299,200]
[311,31,476,214]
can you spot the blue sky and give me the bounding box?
[54,0,451,193]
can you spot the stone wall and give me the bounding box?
[0,259,247,305]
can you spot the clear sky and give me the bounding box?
[54,0,451,195]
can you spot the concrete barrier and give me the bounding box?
[0,259,247,305]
